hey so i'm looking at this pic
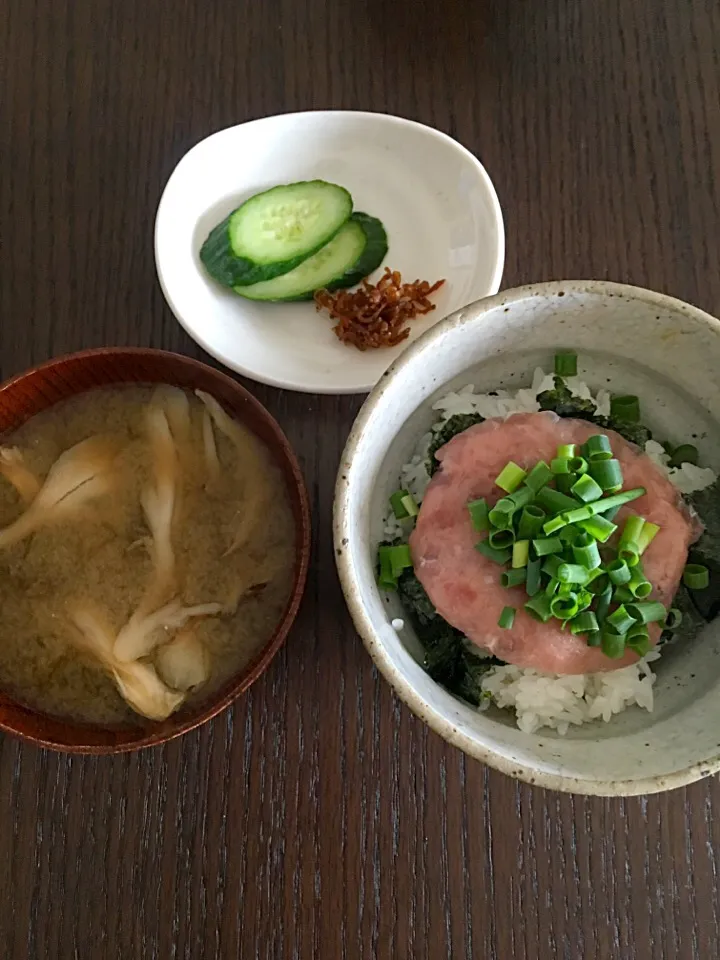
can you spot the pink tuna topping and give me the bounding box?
[410,413,699,674]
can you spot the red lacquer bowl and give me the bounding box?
[0,348,311,753]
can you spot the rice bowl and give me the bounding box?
[334,280,720,795]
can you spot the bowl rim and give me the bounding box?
[334,278,720,795]
[154,108,506,395]
[0,346,311,754]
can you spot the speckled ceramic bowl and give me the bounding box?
[334,280,720,795]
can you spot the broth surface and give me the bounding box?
[0,385,295,725]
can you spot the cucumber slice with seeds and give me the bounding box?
[200,180,352,287]
[233,213,388,302]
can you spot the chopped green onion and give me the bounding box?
[569,456,589,475]
[572,535,601,570]
[498,606,516,629]
[636,521,660,555]
[683,563,709,590]
[628,567,653,599]
[517,505,546,539]
[378,546,398,590]
[620,514,645,545]
[558,583,576,598]
[489,528,516,549]
[562,505,595,524]
[390,489,414,519]
[601,630,626,658]
[525,460,553,492]
[587,630,602,647]
[489,498,516,530]
[495,461,527,494]
[627,631,651,657]
[626,601,667,624]
[524,593,553,622]
[589,458,623,492]
[467,498,489,532]
[387,544,413,578]
[536,487,579,514]
[550,593,579,619]
[556,474,575,494]
[584,434,613,461]
[610,395,640,422]
[501,568,527,588]
[512,540,530,568]
[668,444,699,468]
[402,495,419,518]
[507,486,534,510]
[545,577,560,597]
[664,608,683,631]
[475,540,512,565]
[557,563,591,585]
[526,558,542,596]
[603,505,621,522]
[533,536,564,556]
[606,604,637,634]
[557,444,576,459]
[588,573,610,596]
[607,558,631,585]
[559,524,582,545]
[541,555,564,578]
[543,515,568,536]
[595,585,613,624]
[569,611,599,635]
[618,542,640,567]
[551,457,573,475]
[582,487,646,517]
[613,585,635,604]
[576,590,594,612]
[554,350,578,376]
[576,515,618,543]
[571,474,604,503]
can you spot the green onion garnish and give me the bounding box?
[541,555,564,579]
[572,535,601,570]
[525,460,553,492]
[569,611,599,635]
[507,486,534,509]
[668,444,699,468]
[606,604,637,634]
[589,458,623,492]
[550,593,579,619]
[467,498,489,532]
[554,351,578,376]
[512,540,530,568]
[587,630,602,647]
[562,505,595,524]
[498,606,516,629]
[475,540,512,565]
[555,474,575,494]
[551,457,573,475]
[595,585,613,624]
[571,474,604,503]
[390,489,414,519]
[607,558,631,585]
[378,546,398,590]
[613,585,635,604]
[628,567,653,599]
[543,515,568,536]
[526,558,542,596]
[488,527,516,550]
[583,434,613,461]
[626,631,651,657]
[601,630,626,658]
[576,515,618,543]
[525,593,553,622]
[569,456,589,475]
[626,601,667,624]
[683,564,709,590]
[664,608,683,631]
[536,487,579,514]
[557,444,576,458]
[636,522,660,555]
[610,395,640,423]
[517,505,546,539]
[545,577,560,597]
[533,536,564,556]
[557,563,591,585]
[488,498,516,530]
[618,542,640,567]
[501,568,527,588]
[577,487,646,517]
[587,573,610,596]
[620,514,645,545]
[558,524,582,544]
[386,544,413,578]
[495,461,527,494]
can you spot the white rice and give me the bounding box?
[390,368,717,734]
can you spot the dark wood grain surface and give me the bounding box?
[2,0,720,956]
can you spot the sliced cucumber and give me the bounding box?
[200,180,352,287]
[324,212,388,293]
[233,219,367,302]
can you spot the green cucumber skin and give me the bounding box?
[199,180,352,288]
[290,212,388,301]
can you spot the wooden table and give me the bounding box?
[2,1,720,956]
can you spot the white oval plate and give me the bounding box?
[155,111,505,394]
